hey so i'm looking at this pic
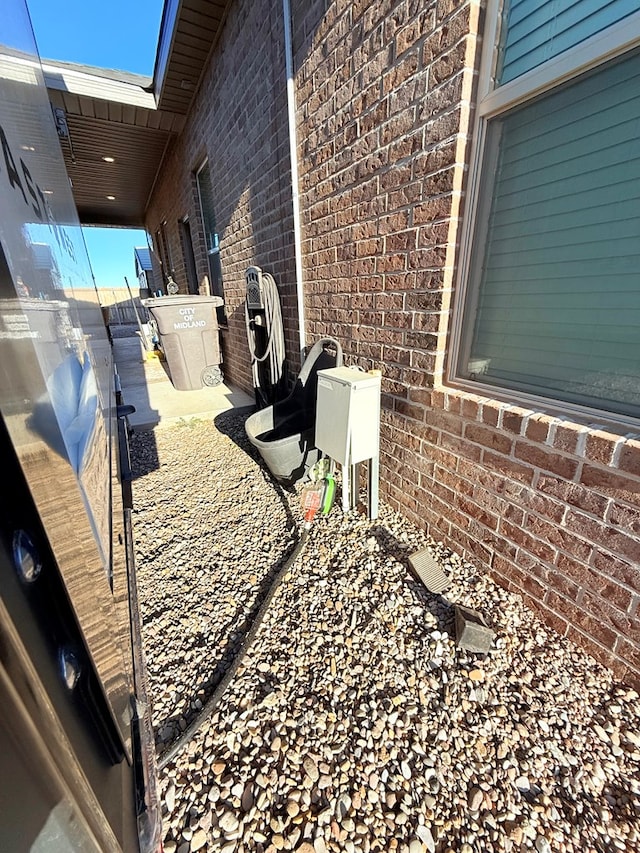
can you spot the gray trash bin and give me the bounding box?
[142,295,224,390]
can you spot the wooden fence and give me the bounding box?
[98,288,150,325]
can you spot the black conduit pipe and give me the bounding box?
[157,528,310,770]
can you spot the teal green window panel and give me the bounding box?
[500,0,637,83]
[462,50,640,417]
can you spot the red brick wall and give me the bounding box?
[296,0,476,385]
[146,0,301,391]
[381,391,640,685]
[293,0,640,685]
[146,0,640,684]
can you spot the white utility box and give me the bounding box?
[315,367,381,517]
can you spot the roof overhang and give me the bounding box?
[152,0,230,114]
[44,0,231,228]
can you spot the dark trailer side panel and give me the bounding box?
[0,2,159,850]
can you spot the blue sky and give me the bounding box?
[28,0,162,75]
[27,0,163,288]
[82,228,149,290]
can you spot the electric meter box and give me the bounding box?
[315,367,381,465]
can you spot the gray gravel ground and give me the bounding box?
[130,414,640,853]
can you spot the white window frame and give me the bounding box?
[154,220,173,283]
[195,160,221,267]
[448,5,640,427]
[195,157,227,325]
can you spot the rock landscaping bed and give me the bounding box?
[130,414,639,853]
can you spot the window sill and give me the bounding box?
[444,376,640,435]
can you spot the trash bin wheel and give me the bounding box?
[202,365,223,387]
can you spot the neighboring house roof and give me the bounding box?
[134,247,153,273]
[43,1,232,227]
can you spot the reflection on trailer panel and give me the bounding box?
[0,1,160,849]
[0,408,160,850]
[0,417,138,850]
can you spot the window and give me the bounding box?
[154,222,173,286]
[195,160,225,308]
[454,3,640,420]
[179,217,199,295]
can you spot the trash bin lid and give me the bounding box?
[141,295,223,308]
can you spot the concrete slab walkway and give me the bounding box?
[112,327,254,430]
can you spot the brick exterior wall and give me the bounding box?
[146,0,640,686]
[297,0,477,392]
[382,390,640,686]
[146,0,301,391]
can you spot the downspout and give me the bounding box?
[282,0,306,357]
